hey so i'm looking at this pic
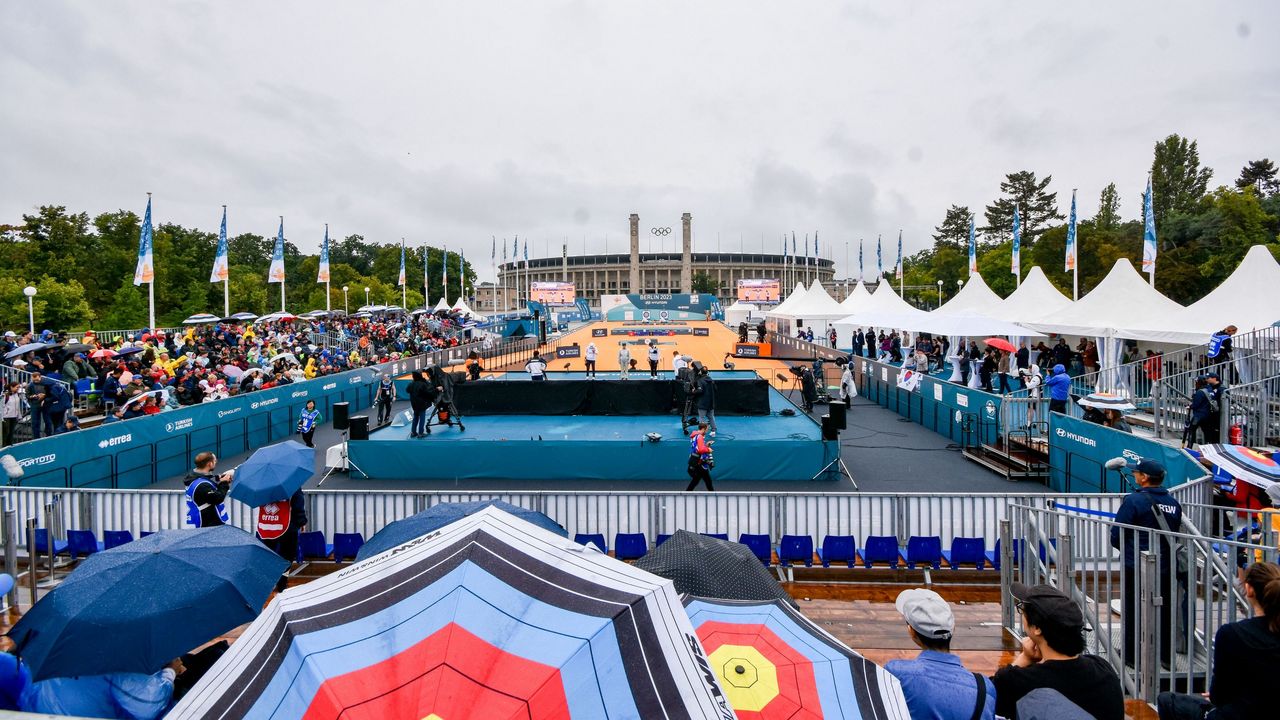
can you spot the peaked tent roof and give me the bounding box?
[839,282,874,312]
[782,280,847,319]
[432,297,451,312]
[1026,258,1198,342]
[995,266,1072,324]
[451,297,484,318]
[935,272,1004,316]
[766,281,810,317]
[832,282,926,329]
[1177,245,1280,334]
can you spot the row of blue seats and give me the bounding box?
[575,532,1052,570]
[33,528,1050,571]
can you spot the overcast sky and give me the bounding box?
[3,1,1277,279]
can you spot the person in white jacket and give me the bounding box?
[617,343,632,380]
[585,342,598,378]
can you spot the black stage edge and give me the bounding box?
[452,378,770,416]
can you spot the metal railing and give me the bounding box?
[87,327,186,345]
[1002,501,1274,704]
[0,365,74,394]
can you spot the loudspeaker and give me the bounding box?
[348,415,369,440]
[829,399,847,430]
[332,402,350,431]
[820,414,839,441]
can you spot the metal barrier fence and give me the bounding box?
[1002,501,1274,704]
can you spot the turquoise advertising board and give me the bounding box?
[1046,412,1207,493]
[856,358,1003,447]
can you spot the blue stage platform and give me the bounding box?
[344,388,833,483]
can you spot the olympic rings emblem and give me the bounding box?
[650,227,672,236]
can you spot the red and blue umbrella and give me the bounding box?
[685,597,908,720]
[1198,443,1280,490]
[168,507,734,720]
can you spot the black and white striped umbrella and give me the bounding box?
[1077,392,1136,411]
[168,507,735,720]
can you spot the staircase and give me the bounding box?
[962,430,1050,482]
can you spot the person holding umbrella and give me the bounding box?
[184,452,231,528]
[229,440,316,592]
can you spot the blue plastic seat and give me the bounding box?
[66,530,104,559]
[819,535,857,568]
[701,533,729,542]
[655,533,672,546]
[140,531,155,538]
[902,536,943,570]
[297,531,333,561]
[574,533,608,554]
[34,529,68,557]
[943,537,987,570]
[333,533,365,563]
[778,535,814,568]
[614,533,648,561]
[986,539,1055,570]
[860,535,900,569]
[738,534,773,566]
[103,530,134,550]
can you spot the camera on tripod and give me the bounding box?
[788,365,806,377]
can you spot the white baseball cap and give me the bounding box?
[895,588,955,640]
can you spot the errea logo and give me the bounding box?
[291,390,309,398]
[97,434,132,449]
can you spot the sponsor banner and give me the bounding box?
[1047,412,1206,493]
[591,328,607,338]
[555,345,582,359]
[734,344,760,358]
[693,327,710,337]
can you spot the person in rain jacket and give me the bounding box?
[1044,364,1071,415]
[21,664,180,720]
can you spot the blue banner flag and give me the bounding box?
[268,218,285,284]
[791,232,796,254]
[1011,204,1021,277]
[443,244,448,288]
[398,241,406,287]
[513,237,518,261]
[895,230,903,280]
[317,223,330,283]
[491,236,496,260]
[503,238,508,262]
[522,239,528,263]
[211,206,229,282]
[1143,176,1157,275]
[858,240,863,282]
[876,235,882,277]
[459,247,465,289]
[1065,190,1077,272]
[813,231,819,257]
[967,215,977,276]
[133,196,154,286]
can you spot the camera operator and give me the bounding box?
[184,452,232,528]
[690,363,717,434]
[800,366,818,412]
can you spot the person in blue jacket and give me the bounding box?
[1044,364,1071,415]
[21,663,181,720]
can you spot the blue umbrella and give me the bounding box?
[114,346,144,356]
[228,440,315,508]
[4,342,49,359]
[356,500,567,560]
[8,526,286,681]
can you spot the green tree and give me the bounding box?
[690,271,718,294]
[1236,158,1279,197]
[1150,134,1213,230]
[981,171,1063,244]
[1095,183,1121,230]
[99,284,149,330]
[932,205,972,250]
[975,242,1016,296]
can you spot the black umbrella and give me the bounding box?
[634,530,795,607]
[60,343,94,355]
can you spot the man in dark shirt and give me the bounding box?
[183,452,231,528]
[24,373,52,440]
[1111,458,1182,665]
[992,583,1124,720]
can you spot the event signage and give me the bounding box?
[736,278,780,303]
[555,345,582,359]
[531,281,576,306]
[1047,412,1206,492]
[693,327,710,337]
[734,344,760,357]
[591,328,607,337]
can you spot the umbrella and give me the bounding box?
[355,500,567,561]
[257,312,297,323]
[220,364,245,380]
[352,311,372,318]
[685,596,909,720]
[183,313,222,325]
[168,507,733,720]
[114,346,144,357]
[983,337,1016,352]
[89,348,116,359]
[1077,392,1136,411]
[4,342,47,359]
[228,440,315,507]
[60,343,94,355]
[8,526,287,682]
[634,530,795,607]
[124,389,168,407]
[268,352,299,365]
[224,312,259,322]
[1198,444,1280,490]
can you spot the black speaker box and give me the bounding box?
[828,399,847,430]
[820,414,839,441]
[332,401,350,430]
[348,415,369,440]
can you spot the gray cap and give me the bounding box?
[895,588,954,640]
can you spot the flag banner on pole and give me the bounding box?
[443,244,449,288]
[1011,204,1021,277]
[967,216,977,276]
[459,248,465,292]
[133,196,154,286]
[876,235,882,278]
[523,240,528,263]
[895,230,903,280]
[804,234,809,259]
[503,239,508,262]
[858,240,863,282]
[210,206,229,282]
[791,232,796,255]
[268,218,285,283]
[398,242,406,287]
[1143,176,1157,274]
[1065,191,1077,272]
[813,230,819,258]
[317,224,330,283]
[491,236,496,261]
[513,236,518,262]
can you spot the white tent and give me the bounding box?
[766,281,809,317]
[1176,245,1280,335]
[935,272,1004,316]
[1026,258,1198,343]
[839,282,873,313]
[995,266,1072,324]
[432,298,451,312]
[451,297,484,319]
[724,300,760,326]
[831,283,927,348]
[787,280,847,319]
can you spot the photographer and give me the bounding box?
[800,366,817,412]
[694,364,717,434]
[183,452,231,528]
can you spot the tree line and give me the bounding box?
[903,136,1279,309]
[0,211,477,331]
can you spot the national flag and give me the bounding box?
[133,195,154,286]
[1011,204,1021,277]
[210,206,229,282]
[895,230,903,280]
[967,215,977,276]
[398,241,406,286]
[1065,190,1077,272]
[317,224,330,283]
[876,235,882,277]
[268,218,285,284]
[1143,176,1157,274]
